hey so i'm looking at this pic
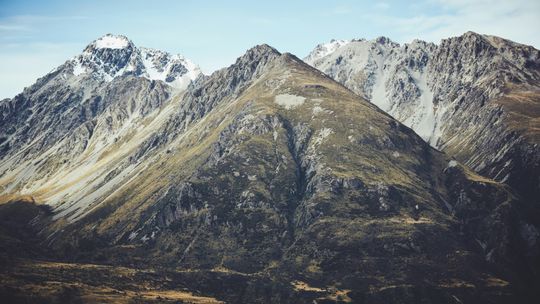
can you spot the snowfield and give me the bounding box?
[274,94,306,109]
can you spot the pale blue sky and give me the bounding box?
[1,0,539,99]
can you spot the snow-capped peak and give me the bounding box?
[140,47,202,90]
[304,39,350,65]
[69,34,202,90]
[94,34,130,49]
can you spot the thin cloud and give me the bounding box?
[368,0,540,47]
[333,5,352,15]
[249,17,273,25]
[0,24,29,31]
[0,15,90,35]
[373,2,390,10]
[5,15,89,22]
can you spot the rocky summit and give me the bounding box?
[0,33,539,303]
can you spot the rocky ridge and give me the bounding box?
[305,31,540,206]
[0,34,201,221]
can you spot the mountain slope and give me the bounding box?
[306,32,540,208]
[0,34,201,221]
[0,41,537,302]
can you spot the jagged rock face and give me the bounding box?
[0,34,203,221]
[303,39,351,65]
[0,34,201,159]
[71,34,202,88]
[169,44,282,131]
[6,44,532,302]
[306,32,540,206]
[0,76,173,220]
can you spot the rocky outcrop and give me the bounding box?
[306,31,540,207]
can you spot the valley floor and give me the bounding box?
[0,260,225,304]
[1,258,359,303]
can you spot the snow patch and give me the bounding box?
[447,160,458,168]
[140,48,202,90]
[304,39,350,65]
[314,128,333,145]
[72,61,86,76]
[312,105,324,115]
[128,230,139,241]
[275,94,306,109]
[95,35,129,49]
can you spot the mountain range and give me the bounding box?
[305,32,540,206]
[0,32,539,303]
